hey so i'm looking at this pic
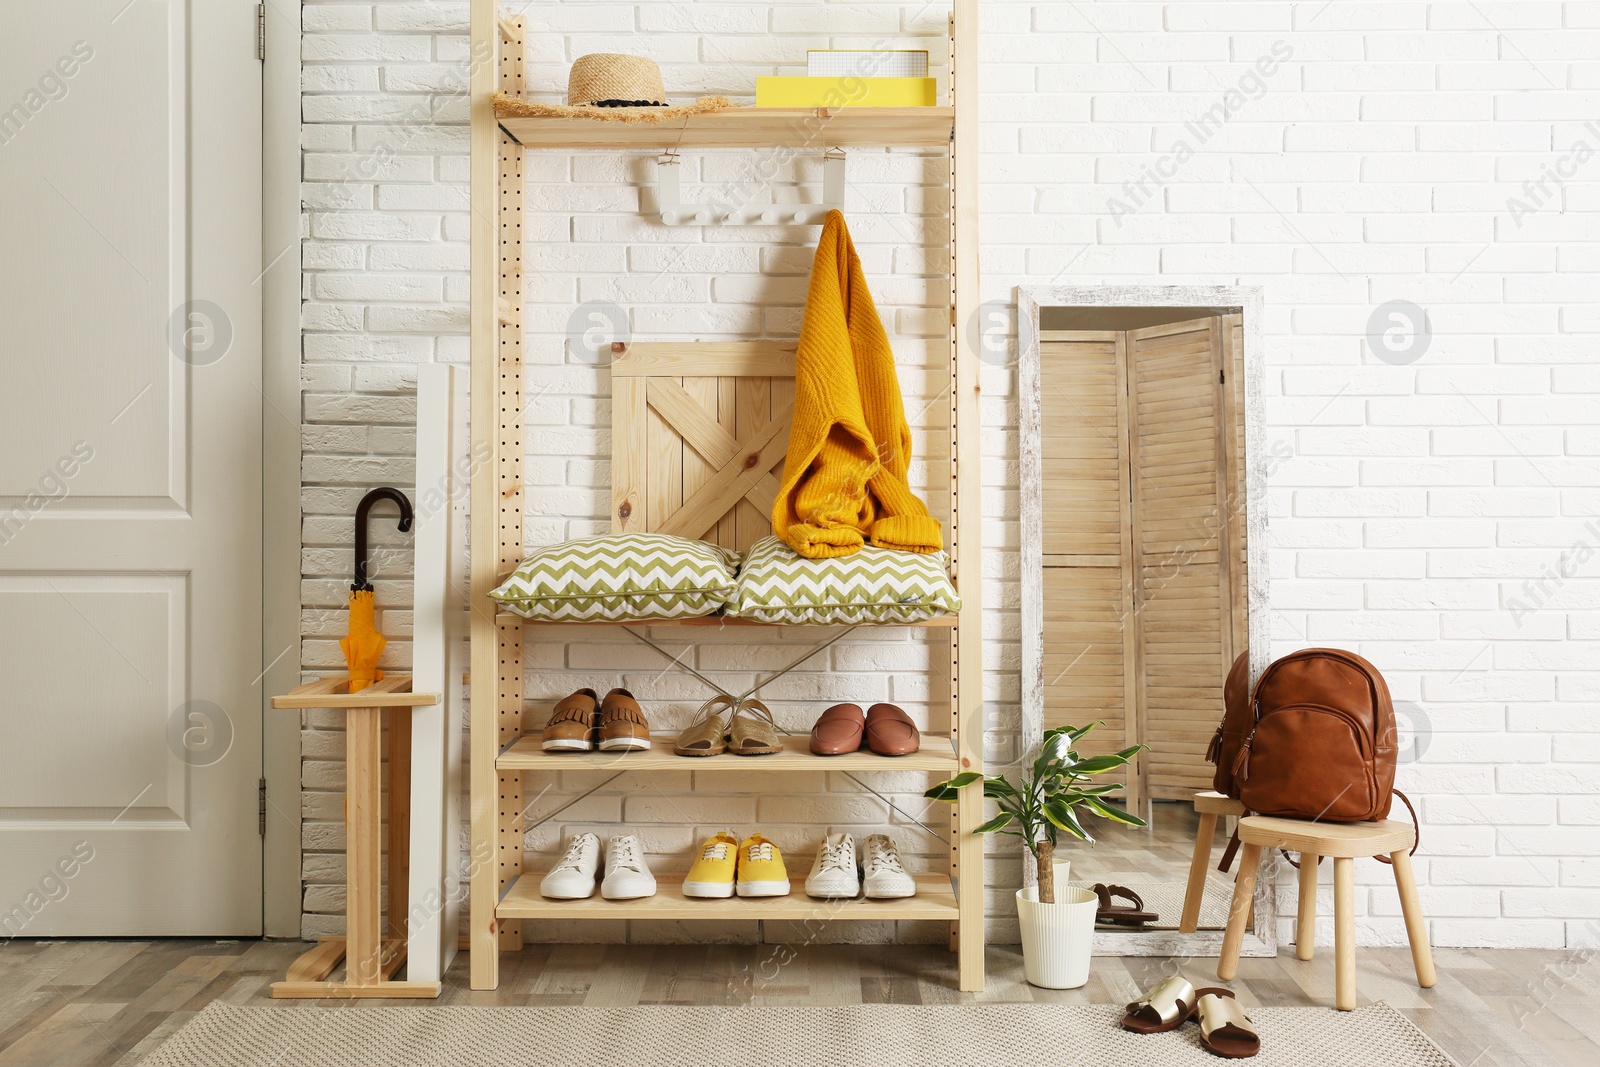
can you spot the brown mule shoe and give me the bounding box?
[598,688,651,752]
[809,703,865,755]
[541,689,599,752]
[865,702,920,756]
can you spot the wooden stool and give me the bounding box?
[270,675,441,998]
[1180,790,1249,933]
[1217,815,1436,1011]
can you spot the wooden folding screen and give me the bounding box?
[1037,331,1138,801]
[1037,316,1246,804]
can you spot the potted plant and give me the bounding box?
[926,722,1145,988]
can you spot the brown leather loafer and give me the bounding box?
[865,702,920,756]
[809,703,865,756]
[598,688,651,752]
[541,688,599,752]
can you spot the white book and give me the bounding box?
[806,50,929,79]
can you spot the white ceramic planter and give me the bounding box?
[1016,885,1098,989]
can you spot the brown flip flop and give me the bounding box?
[1093,883,1159,926]
[1121,976,1235,1034]
[1197,992,1259,1058]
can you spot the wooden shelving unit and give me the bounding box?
[499,875,959,922]
[499,106,954,149]
[497,733,962,773]
[496,612,959,629]
[469,0,984,992]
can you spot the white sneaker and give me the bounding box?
[540,833,600,899]
[805,832,859,899]
[601,833,657,900]
[862,834,916,899]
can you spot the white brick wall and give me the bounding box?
[301,0,1600,951]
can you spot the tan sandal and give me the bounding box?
[673,695,736,757]
[1197,992,1259,1059]
[1121,975,1230,1034]
[728,698,783,756]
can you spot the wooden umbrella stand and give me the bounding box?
[270,674,442,999]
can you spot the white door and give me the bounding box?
[0,0,263,934]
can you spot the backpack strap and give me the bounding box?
[1217,829,1241,874]
[1375,788,1420,864]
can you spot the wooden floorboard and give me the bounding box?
[0,937,1591,1066]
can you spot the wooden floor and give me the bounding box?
[1,937,1596,1066]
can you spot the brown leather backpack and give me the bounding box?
[1207,647,1398,823]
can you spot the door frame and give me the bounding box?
[262,0,303,939]
[1017,284,1273,957]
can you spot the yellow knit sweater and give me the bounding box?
[771,211,943,558]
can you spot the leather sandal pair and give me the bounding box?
[809,702,920,756]
[673,695,782,757]
[1122,975,1260,1059]
[540,688,651,753]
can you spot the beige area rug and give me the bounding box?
[142,1002,1457,1067]
[1072,877,1237,930]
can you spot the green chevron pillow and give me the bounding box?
[490,534,740,622]
[726,535,961,625]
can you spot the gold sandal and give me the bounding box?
[673,695,737,757]
[728,698,783,756]
[1197,992,1259,1059]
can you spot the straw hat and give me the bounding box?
[568,54,667,107]
[494,53,737,125]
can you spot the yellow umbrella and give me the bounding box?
[341,589,387,693]
[343,488,414,693]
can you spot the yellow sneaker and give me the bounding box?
[683,832,739,898]
[736,834,791,897]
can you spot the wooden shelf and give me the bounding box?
[495,612,957,629]
[498,873,958,921]
[498,733,962,772]
[272,674,440,709]
[498,106,953,149]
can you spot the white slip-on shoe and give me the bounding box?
[601,833,657,900]
[804,832,859,899]
[540,833,601,899]
[862,833,917,899]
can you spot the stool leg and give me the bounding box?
[1180,811,1220,933]
[1391,849,1437,989]
[1333,856,1356,1011]
[1296,854,1318,961]
[1218,842,1262,981]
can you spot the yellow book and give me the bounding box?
[755,76,938,108]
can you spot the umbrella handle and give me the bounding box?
[353,487,414,591]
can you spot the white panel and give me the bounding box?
[0,0,184,505]
[409,365,466,980]
[0,575,186,823]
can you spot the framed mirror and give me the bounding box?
[1018,285,1275,957]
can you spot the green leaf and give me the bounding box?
[1032,731,1073,780]
[1041,799,1092,841]
[925,771,983,801]
[1082,795,1148,827]
[1063,753,1132,776]
[982,776,1020,799]
[1066,721,1105,744]
[974,811,1015,834]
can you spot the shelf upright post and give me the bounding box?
[948,0,985,993]
[494,10,528,961]
[469,0,528,989]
